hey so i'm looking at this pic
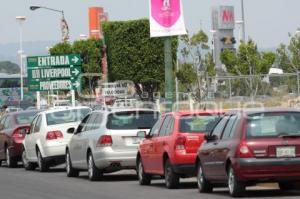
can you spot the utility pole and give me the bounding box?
[241,0,246,41]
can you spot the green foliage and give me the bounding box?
[0,61,20,74]
[176,63,197,91]
[49,39,104,92]
[221,40,275,75]
[102,19,178,100]
[277,33,300,72]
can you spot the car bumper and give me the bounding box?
[43,142,67,158]
[172,164,196,175]
[234,158,300,182]
[93,147,137,171]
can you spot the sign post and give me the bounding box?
[27,54,82,107]
[149,0,186,112]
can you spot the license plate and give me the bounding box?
[276,146,296,158]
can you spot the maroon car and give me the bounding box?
[196,108,300,197]
[0,110,39,167]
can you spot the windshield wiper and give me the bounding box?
[278,132,300,138]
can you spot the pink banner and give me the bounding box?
[151,0,181,28]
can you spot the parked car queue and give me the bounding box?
[0,106,300,197]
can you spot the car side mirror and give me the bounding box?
[137,131,147,138]
[204,134,218,142]
[67,127,75,134]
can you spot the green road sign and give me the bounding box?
[27,54,82,91]
[27,54,81,68]
[28,79,81,91]
[28,66,81,82]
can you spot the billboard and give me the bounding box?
[149,0,187,37]
[89,7,108,39]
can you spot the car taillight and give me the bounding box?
[97,135,112,147]
[237,141,253,158]
[12,127,28,139]
[46,131,64,140]
[175,136,186,150]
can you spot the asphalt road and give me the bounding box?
[0,164,300,199]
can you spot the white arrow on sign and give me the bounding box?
[71,56,79,64]
[73,81,80,88]
[72,68,80,76]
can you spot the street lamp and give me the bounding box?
[16,16,26,102]
[210,30,217,64]
[30,5,69,42]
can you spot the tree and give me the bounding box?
[0,61,20,74]
[176,63,197,92]
[277,32,300,73]
[220,40,276,97]
[102,19,178,101]
[179,30,216,100]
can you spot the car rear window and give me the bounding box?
[247,112,300,138]
[15,111,39,125]
[46,108,91,126]
[106,111,160,130]
[179,114,221,133]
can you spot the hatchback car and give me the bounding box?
[197,108,300,197]
[137,111,223,188]
[22,106,91,172]
[65,108,160,181]
[0,110,39,167]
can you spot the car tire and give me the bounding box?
[37,149,48,172]
[87,153,102,181]
[22,149,36,171]
[197,163,213,193]
[6,147,17,168]
[228,166,245,197]
[279,182,294,191]
[164,159,179,189]
[66,151,79,177]
[137,158,151,185]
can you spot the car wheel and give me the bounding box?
[66,151,79,177]
[164,159,179,189]
[137,158,151,185]
[197,163,213,193]
[87,153,102,181]
[228,166,245,197]
[6,147,17,168]
[279,182,294,191]
[22,149,36,171]
[37,149,48,172]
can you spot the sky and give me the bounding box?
[1,0,300,49]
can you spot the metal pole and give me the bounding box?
[71,90,76,107]
[18,22,24,101]
[36,91,41,110]
[175,59,179,105]
[164,37,173,112]
[297,71,300,97]
[241,0,246,41]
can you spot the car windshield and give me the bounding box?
[46,108,91,126]
[247,112,300,138]
[179,114,221,134]
[106,111,159,130]
[15,111,39,125]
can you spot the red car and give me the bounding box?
[0,110,39,167]
[136,111,223,189]
[197,108,300,197]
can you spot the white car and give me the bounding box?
[22,106,91,172]
[65,108,160,181]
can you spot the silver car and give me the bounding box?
[65,108,160,181]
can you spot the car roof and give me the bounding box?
[4,109,40,117]
[227,107,300,115]
[92,108,159,114]
[164,110,224,117]
[41,106,91,114]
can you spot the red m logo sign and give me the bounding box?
[222,10,234,23]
